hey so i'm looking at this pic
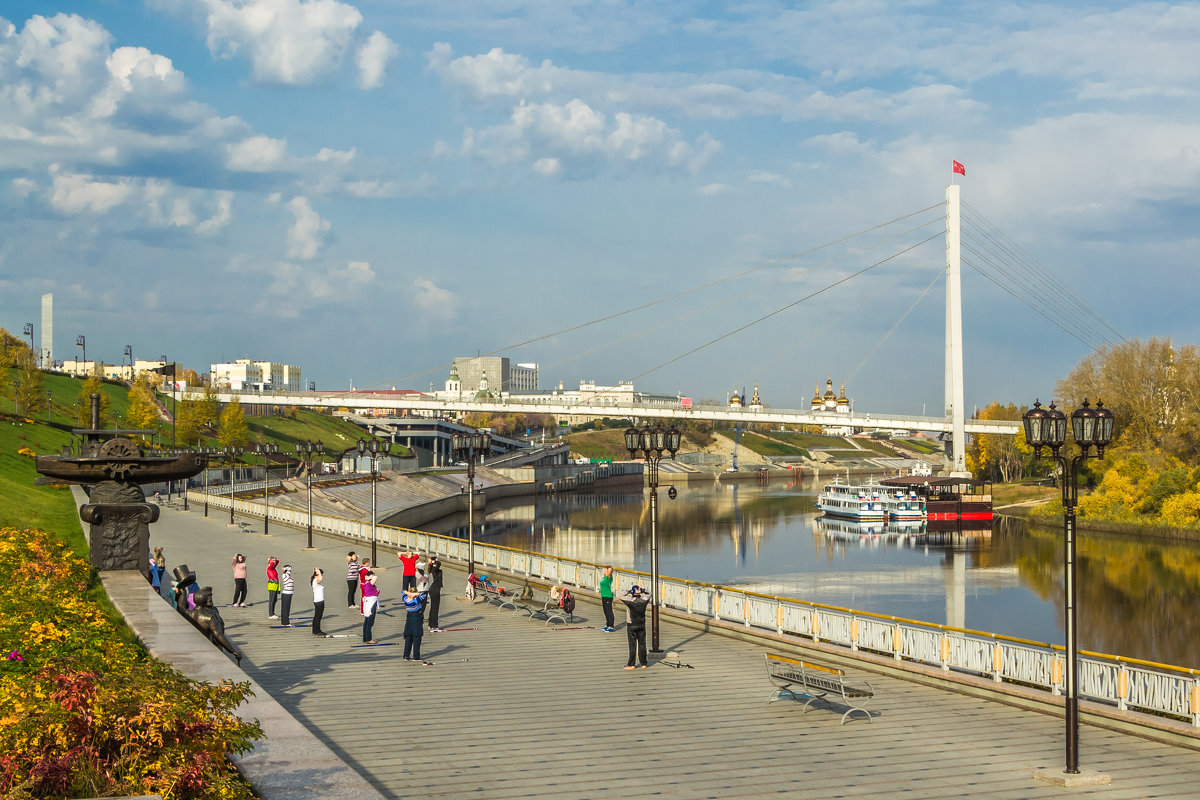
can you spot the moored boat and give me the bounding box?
[880,474,993,527]
[817,478,887,521]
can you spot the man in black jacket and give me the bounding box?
[620,585,651,669]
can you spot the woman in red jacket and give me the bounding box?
[266,557,280,620]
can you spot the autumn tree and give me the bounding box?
[175,391,204,446]
[966,402,1030,482]
[12,348,47,416]
[217,398,250,449]
[75,370,111,428]
[126,376,161,432]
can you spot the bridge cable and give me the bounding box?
[963,202,1125,344]
[961,221,1120,350]
[626,232,944,384]
[358,203,944,391]
[844,268,944,385]
[739,257,942,383]
[538,214,946,374]
[961,203,1126,348]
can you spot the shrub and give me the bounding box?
[0,527,262,799]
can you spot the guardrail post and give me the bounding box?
[892,625,902,662]
[940,633,950,671]
[743,592,750,629]
[992,641,1003,682]
[1117,664,1129,712]
[686,587,693,614]
[1052,654,1064,696]
[850,617,859,652]
[775,601,783,636]
[1192,679,1199,727]
[811,610,819,644]
[714,592,721,623]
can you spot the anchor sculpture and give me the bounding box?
[35,393,207,576]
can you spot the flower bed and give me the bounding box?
[0,526,262,799]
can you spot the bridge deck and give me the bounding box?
[149,505,1199,799]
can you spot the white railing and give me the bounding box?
[192,489,1200,727]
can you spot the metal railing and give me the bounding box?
[193,489,1200,727]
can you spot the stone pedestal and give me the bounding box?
[80,502,160,575]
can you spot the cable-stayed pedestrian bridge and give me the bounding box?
[210,388,1020,436]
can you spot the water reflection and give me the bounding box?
[418,476,1200,667]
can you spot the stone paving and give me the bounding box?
[146,502,1200,799]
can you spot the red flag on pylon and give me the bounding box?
[952,160,966,175]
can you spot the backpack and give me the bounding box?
[518,584,534,602]
[560,589,575,614]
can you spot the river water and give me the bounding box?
[420,475,1200,669]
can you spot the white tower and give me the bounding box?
[945,185,967,476]
[40,293,53,367]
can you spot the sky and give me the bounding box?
[2,1,1198,416]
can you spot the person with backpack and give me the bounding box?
[559,587,576,619]
[599,566,615,632]
[620,584,651,669]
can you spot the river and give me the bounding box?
[419,475,1200,669]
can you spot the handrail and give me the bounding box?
[190,488,1200,726]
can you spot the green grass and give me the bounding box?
[563,428,630,460]
[0,414,85,549]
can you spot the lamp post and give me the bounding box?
[358,438,384,564]
[123,345,133,376]
[161,355,176,447]
[624,421,682,653]
[296,439,324,549]
[451,430,492,575]
[22,323,34,365]
[1023,398,1115,776]
[201,446,214,518]
[255,442,278,535]
[180,447,190,511]
[76,335,86,366]
[224,445,244,526]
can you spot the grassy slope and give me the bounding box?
[0,416,85,549]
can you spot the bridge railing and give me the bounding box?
[192,488,1200,727]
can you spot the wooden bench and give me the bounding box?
[764,653,874,725]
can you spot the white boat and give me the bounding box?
[885,488,925,521]
[817,479,887,521]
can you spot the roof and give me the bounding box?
[881,475,986,488]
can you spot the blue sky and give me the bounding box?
[2,1,1197,415]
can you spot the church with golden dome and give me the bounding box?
[811,378,853,434]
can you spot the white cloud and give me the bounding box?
[11,178,37,198]
[411,278,456,320]
[201,0,362,85]
[356,30,396,90]
[91,46,186,118]
[316,146,355,163]
[459,98,718,177]
[748,171,791,189]
[50,172,131,214]
[698,183,730,197]
[195,191,234,234]
[226,135,287,172]
[285,195,330,259]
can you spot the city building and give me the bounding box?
[442,357,538,398]
[211,359,302,391]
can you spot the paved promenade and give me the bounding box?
[146,503,1200,799]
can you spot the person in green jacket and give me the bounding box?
[600,566,615,632]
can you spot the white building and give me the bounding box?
[211,359,303,391]
[811,378,853,435]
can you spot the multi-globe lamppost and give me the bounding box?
[451,430,491,575]
[199,446,219,518]
[255,442,279,535]
[295,439,324,549]
[357,438,384,564]
[1022,398,1114,776]
[624,422,681,653]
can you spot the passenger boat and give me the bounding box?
[885,487,925,521]
[817,479,887,521]
[879,474,993,528]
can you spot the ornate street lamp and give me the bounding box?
[624,421,682,653]
[22,324,34,365]
[201,446,216,518]
[451,430,492,575]
[224,445,245,526]
[296,439,325,549]
[76,335,86,365]
[1023,398,1115,776]
[255,442,279,535]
